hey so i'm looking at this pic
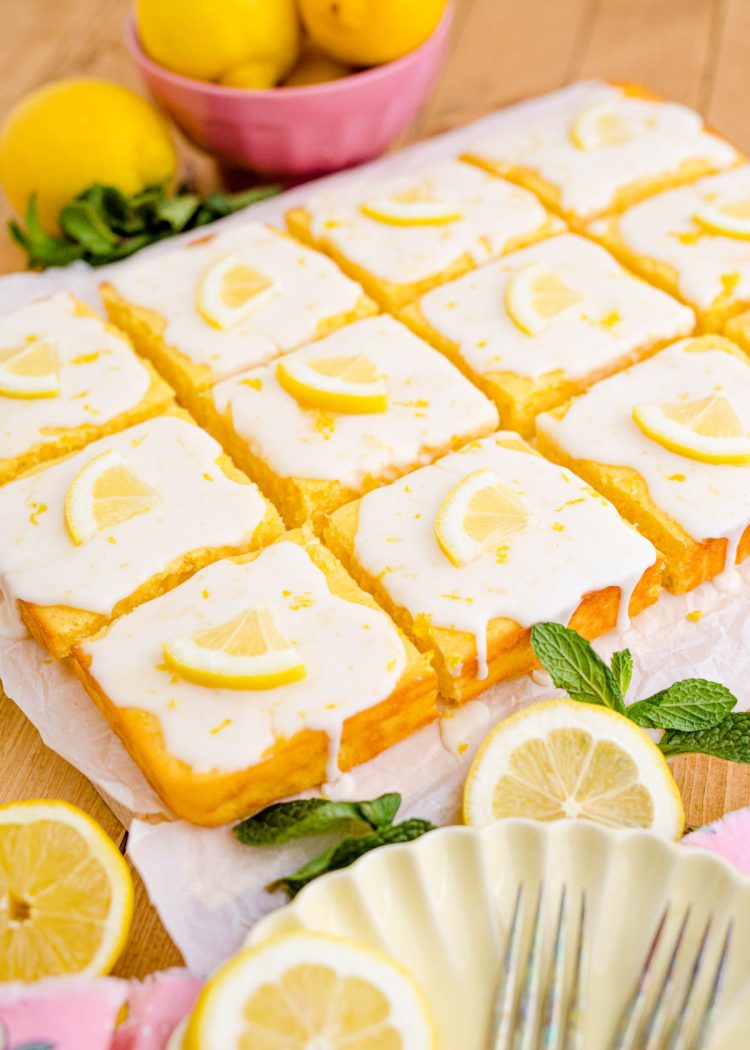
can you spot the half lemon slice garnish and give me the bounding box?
[505,261,582,336]
[0,339,60,399]
[434,466,529,567]
[632,393,750,464]
[0,799,133,980]
[196,253,277,330]
[570,101,631,150]
[360,196,463,226]
[464,698,685,838]
[183,931,436,1050]
[163,605,306,690]
[277,352,388,413]
[64,448,158,545]
[694,199,750,240]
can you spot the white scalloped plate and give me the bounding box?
[241,820,750,1049]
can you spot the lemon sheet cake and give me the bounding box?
[0,292,173,485]
[401,233,695,436]
[463,80,740,224]
[589,165,750,329]
[287,158,562,311]
[194,314,499,528]
[536,336,750,593]
[100,221,377,402]
[0,411,283,659]
[325,433,660,703]
[71,530,438,825]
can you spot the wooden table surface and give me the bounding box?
[2,0,750,978]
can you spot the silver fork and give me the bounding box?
[486,885,732,1050]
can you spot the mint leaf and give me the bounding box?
[234,793,401,846]
[12,195,84,268]
[659,712,750,761]
[628,680,736,731]
[267,819,436,898]
[530,622,625,713]
[611,649,633,697]
[60,199,119,254]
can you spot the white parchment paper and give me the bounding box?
[1,96,750,972]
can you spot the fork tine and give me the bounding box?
[540,886,569,1050]
[487,884,525,1050]
[609,906,671,1050]
[640,907,691,1050]
[687,921,732,1050]
[515,885,546,1050]
[563,893,587,1050]
[663,915,714,1050]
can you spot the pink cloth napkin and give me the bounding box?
[682,806,750,873]
[0,971,201,1050]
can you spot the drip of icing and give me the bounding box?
[440,700,491,756]
[322,772,358,801]
[469,80,738,219]
[306,158,559,286]
[211,315,498,489]
[109,222,366,380]
[417,234,694,383]
[0,417,270,617]
[0,292,152,462]
[353,434,656,680]
[537,339,750,564]
[82,542,407,774]
[531,669,553,687]
[590,165,750,312]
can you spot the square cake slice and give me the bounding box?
[287,158,562,311]
[589,165,750,329]
[536,336,750,593]
[0,292,173,485]
[194,314,499,528]
[71,530,438,825]
[0,411,283,658]
[464,80,740,224]
[401,233,695,436]
[325,432,660,703]
[100,221,376,402]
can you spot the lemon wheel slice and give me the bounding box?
[360,196,463,226]
[0,799,133,981]
[434,467,529,567]
[464,698,685,837]
[694,200,750,239]
[277,352,388,413]
[0,339,60,399]
[183,931,436,1050]
[196,253,277,330]
[570,101,630,150]
[632,394,750,464]
[163,605,306,690]
[65,448,158,546]
[505,261,582,336]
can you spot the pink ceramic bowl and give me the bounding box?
[126,8,453,177]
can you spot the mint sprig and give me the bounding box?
[235,793,435,898]
[9,180,281,270]
[234,793,401,845]
[530,623,746,762]
[266,819,436,899]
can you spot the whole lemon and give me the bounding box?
[0,79,176,233]
[298,0,448,67]
[283,44,351,87]
[137,0,300,85]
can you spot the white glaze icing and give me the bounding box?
[0,292,153,461]
[0,416,269,624]
[417,233,694,381]
[440,700,490,756]
[305,158,560,286]
[352,433,656,679]
[108,222,367,380]
[536,339,750,568]
[469,80,738,219]
[81,542,407,774]
[211,315,499,488]
[590,165,750,312]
